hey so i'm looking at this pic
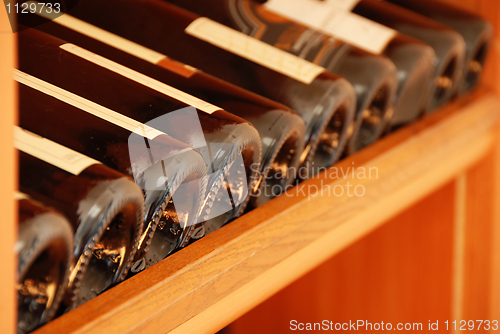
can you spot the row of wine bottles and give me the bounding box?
[14,0,492,332]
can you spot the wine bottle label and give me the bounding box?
[263,0,396,54]
[323,0,360,10]
[59,43,221,115]
[27,1,198,79]
[226,0,347,70]
[14,70,165,141]
[185,17,326,84]
[14,126,101,175]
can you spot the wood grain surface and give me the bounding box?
[491,121,500,322]
[228,181,456,333]
[462,154,496,320]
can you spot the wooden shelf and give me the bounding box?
[2,1,497,332]
[32,88,500,334]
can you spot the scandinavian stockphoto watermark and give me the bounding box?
[290,319,424,331]
[250,161,379,200]
[128,106,249,228]
[128,107,378,230]
[290,319,499,331]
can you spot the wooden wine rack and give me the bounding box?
[2,0,500,333]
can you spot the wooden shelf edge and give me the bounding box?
[35,88,500,334]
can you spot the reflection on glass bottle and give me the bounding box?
[15,128,145,309]
[16,194,73,333]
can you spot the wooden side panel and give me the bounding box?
[0,7,17,334]
[474,4,500,321]
[491,122,500,321]
[462,152,495,320]
[227,182,455,333]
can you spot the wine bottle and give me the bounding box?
[20,14,306,208]
[15,127,145,309]
[386,0,493,94]
[33,0,356,173]
[16,194,73,333]
[16,30,209,264]
[230,0,436,128]
[320,0,466,111]
[17,28,262,244]
[15,71,209,274]
[163,0,398,154]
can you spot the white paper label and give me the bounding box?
[185,17,325,84]
[14,69,165,140]
[59,44,220,114]
[27,1,198,78]
[324,0,359,11]
[27,1,165,63]
[14,126,101,175]
[264,0,396,54]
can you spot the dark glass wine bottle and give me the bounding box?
[329,0,467,110]
[386,0,493,94]
[15,72,209,275]
[39,0,356,173]
[15,127,145,309]
[16,194,73,333]
[231,0,436,128]
[163,0,398,154]
[17,28,262,246]
[20,17,306,208]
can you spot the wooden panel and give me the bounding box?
[452,174,466,323]
[477,0,500,95]
[227,181,455,333]
[462,152,496,320]
[34,90,499,334]
[490,121,500,321]
[0,8,17,334]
